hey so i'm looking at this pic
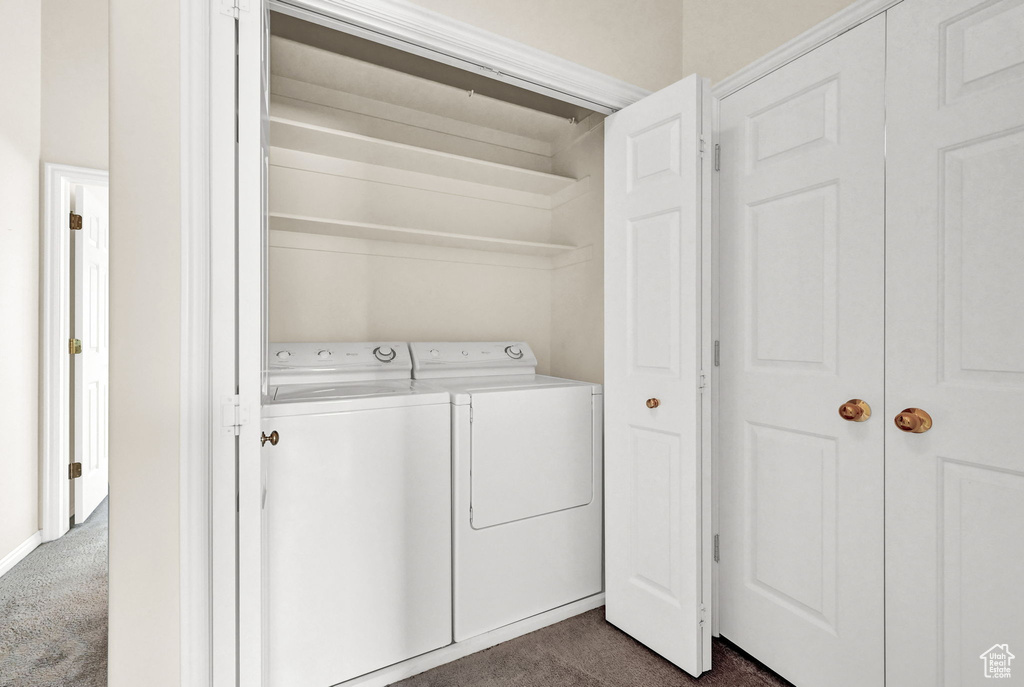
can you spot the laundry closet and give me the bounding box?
[252,8,617,687]
[217,1,1024,686]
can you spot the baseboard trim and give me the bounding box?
[341,593,606,687]
[0,531,42,579]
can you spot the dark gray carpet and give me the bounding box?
[392,608,791,687]
[0,498,107,687]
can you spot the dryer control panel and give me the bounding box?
[409,342,537,379]
[269,342,412,385]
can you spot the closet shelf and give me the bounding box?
[270,116,579,196]
[270,213,579,257]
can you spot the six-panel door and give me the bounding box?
[717,15,886,687]
[604,74,713,677]
[885,0,1024,683]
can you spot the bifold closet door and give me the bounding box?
[717,15,885,687]
[885,0,1024,684]
[605,74,713,678]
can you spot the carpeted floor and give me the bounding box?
[392,608,791,687]
[0,498,108,687]
[0,506,788,687]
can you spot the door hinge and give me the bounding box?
[699,373,708,393]
[699,137,707,157]
[220,0,249,18]
[469,406,474,423]
[714,533,720,562]
[69,338,82,355]
[221,394,251,436]
[714,340,720,367]
[714,144,721,172]
[699,604,707,627]
[69,212,83,231]
[69,462,82,479]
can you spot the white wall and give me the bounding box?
[682,0,861,83]
[108,0,181,684]
[41,0,109,170]
[0,0,41,566]
[407,0,684,92]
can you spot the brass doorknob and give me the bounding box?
[261,430,279,446]
[646,398,661,409]
[838,399,871,422]
[894,408,932,433]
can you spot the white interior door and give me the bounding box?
[885,0,1024,684]
[717,16,886,687]
[604,73,713,678]
[72,183,109,523]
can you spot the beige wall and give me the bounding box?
[108,0,181,684]
[550,121,605,384]
[270,248,555,373]
[682,0,860,83]
[407,0,684,92]
[41,0,109,170]
[0,0,41,564]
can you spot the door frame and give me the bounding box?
[191,2,653,686]
[40,163,109,544]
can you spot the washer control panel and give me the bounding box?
[268,342,412,384]
[409,342,537,379]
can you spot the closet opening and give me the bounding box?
[266,10,607,383]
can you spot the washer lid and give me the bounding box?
[268,342,411,384]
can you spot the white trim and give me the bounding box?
[342,594,605,687]
[0,531,42,578]
[712,0,902,99]
[269,0,649,114]
[41,163,109,544]
[180,0,213,684]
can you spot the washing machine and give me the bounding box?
[410,341,604,641]
[262,342,452,687]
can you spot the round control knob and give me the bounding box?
[317,349,332,360]
[429,349,441,358]
[505,345,524,360]
[373,346,397,362]
[275,350,292,361]
[462,350,470,357]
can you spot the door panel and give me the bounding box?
[718,16,885,687]
[886,0,1024,684]
[605,74,712,677]
[469,386,593,528]
[73,184,109,523]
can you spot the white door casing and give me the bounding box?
[604,73,713,678]
[885,0,1024,684]
[238,0,271,685]
[717,15,886,687]
[72,184,110,523]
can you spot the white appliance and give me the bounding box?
[410,341,604,641]
[262,342,452,687]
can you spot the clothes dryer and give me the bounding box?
[410,341,604,641]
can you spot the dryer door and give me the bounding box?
[470,385,594,529]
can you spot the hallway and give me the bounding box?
[0,499,107,687]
